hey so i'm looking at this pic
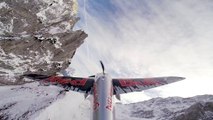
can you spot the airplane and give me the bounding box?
[23,61,185,120]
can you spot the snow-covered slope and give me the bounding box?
[116,95,213,120]
[0,82,65,120]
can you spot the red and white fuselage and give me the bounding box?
[24,67,185,120]
[93,73,114,120]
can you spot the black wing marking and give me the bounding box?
[23,74,94,94]
[112,76,185,95]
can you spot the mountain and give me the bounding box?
[0,0,87,85]
[116,95,213,120]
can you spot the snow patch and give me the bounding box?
[35,92,90,120]
[48,26,62,34]
[0,2,9,9]
[48,21,72,34]
[53,37,62,48]
[0,48,54,80]
[36,0,73,25]
[0,82,65,120]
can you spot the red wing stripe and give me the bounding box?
[118,79,166,87]
[46,76,87,86]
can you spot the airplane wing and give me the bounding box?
[23,74,94,94]
[112,76,185,95]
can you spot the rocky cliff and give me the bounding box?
[0,0,87,85]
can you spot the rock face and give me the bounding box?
[0,0,87,85]
[175,102,213,120]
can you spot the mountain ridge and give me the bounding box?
[116,95,213,120]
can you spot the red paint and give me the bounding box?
[106,86,113,111]
[143,79,161,86]
[106,97,112,111]
[119,79,136,87]
[93,83,99,111]
[47,76,87,86]
[119,79,165,87]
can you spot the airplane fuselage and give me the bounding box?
[93,73,114,120]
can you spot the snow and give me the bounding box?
[53,37,62,48]
[35,92,91,120]
[21,19,29,27]
[36,0,73,25]
[115,95,213,120]
[0,18,14,35]
[23,0,29,4]
[0,82,65,120]
[0,1,13,35]
[35,0,77,35]
[48,26,62,34]
[0,2,9,9]
[0,51,26,81]
[48,21,72,34]
[0,47,54,82]
[0,53,26,76]
[41,50,53,64]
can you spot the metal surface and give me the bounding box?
[93,73,113,120]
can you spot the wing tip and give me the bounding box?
[167,76,185,82]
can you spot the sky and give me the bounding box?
[69,0,213,102]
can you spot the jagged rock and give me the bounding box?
[0,0,87,85]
